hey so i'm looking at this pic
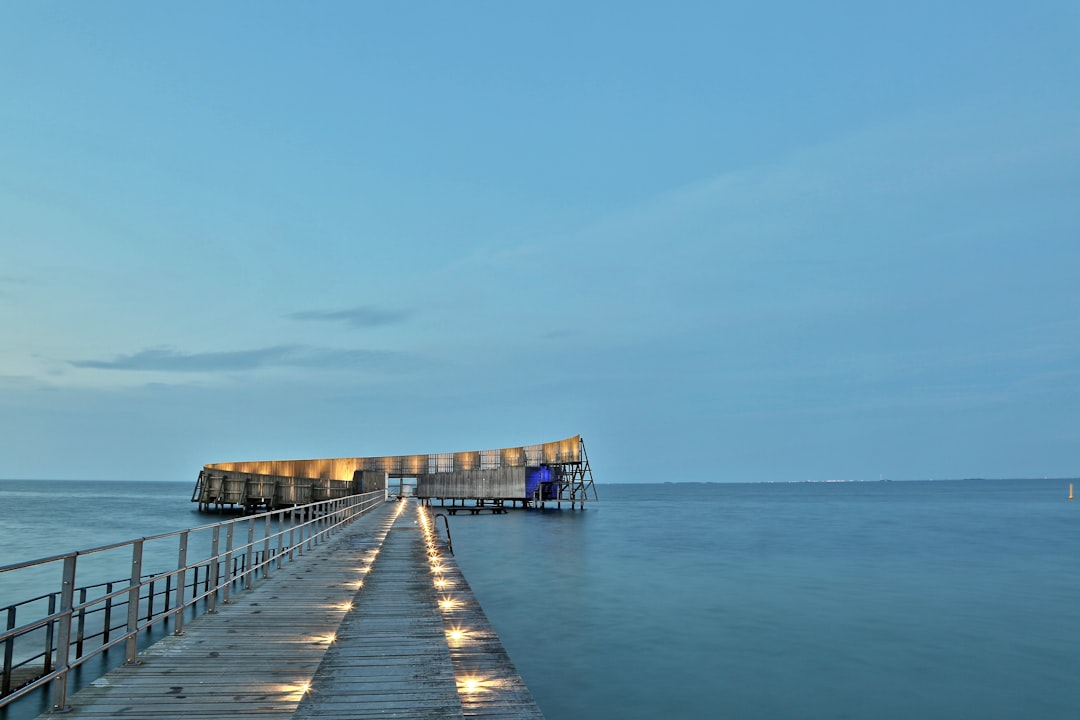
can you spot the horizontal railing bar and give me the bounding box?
[1,495,360,574]
[2,491,384,709]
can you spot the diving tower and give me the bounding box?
[191,434,597,512]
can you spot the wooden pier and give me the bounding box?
[34,500,543,719]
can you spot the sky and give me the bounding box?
[2,2,1079,483]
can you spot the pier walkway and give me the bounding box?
[35,500,543,719]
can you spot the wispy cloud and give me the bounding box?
[288,305,412,328]
[0,275,32,300]
[69,345,408,373]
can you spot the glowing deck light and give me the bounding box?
[434,578,451,589]
[281,680,312,701]
[457,676,487,694]
[438,597,457,611]
[340,602,353,611]
[446,627,468,642]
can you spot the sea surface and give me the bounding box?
[1,478,1078,719]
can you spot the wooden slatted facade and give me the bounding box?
[192,435,596,511]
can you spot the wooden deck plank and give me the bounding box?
[292,503,464,719]
[33,499,544,719]
[35,503,400,719]
[419,506,546,720]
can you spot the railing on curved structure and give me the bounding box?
[0,489,386,713]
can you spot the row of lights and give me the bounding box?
[287,498,408,701]
[417,505,488,696]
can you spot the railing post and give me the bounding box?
[299,506,308,555]
[222,523,234,605]
[173,531,188,635]
[43,595,55,674]
[288,510,296,561]
[2,607,15,698]
[262,514,272,579]
[102,582,113,645]
[208,526,220,613]
[146,579,155,624]
[276,511,285,570]
[75,587,88,658]
[50,554,77,713]
[244,519,255,590]
[125,540,144,665]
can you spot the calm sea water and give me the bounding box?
[2,479,1078,719]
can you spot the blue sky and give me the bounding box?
[2,2,1078,482]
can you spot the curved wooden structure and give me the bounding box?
[191,435,596,512]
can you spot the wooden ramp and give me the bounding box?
[37,501,543,719]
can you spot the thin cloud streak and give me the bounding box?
[68,345,408,373]
[288,305,412,328]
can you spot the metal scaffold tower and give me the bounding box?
[530,437,598,509]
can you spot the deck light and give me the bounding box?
[282,681,311,701]
[457,676,487,694]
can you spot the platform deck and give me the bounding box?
[35,501,543,719]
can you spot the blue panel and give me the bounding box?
[525,466,551,497]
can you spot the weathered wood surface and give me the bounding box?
[292,502,463,719]
[36,500,544,719]
[427,518,545,719]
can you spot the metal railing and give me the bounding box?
[0,490,385,713]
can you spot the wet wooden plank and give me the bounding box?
[34,500,544,719]
[428,529,546,720]
[36,504,400,719]
[292,503,463,719]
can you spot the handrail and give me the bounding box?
[433,513,454,555]
[0,489,386,712]
[0,497,368,576]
